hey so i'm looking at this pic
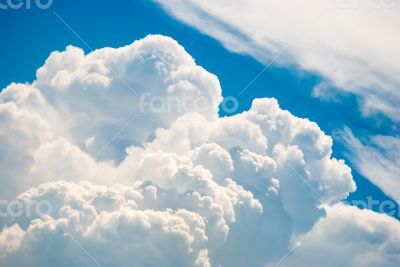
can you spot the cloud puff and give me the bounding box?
[155,0,400,121]
[27,34,221,159]
[0,35,398,267]
[0,35,221,198]
[279,203,400,267]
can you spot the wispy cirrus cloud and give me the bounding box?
[155,0,400,121]
[340,127,400,204]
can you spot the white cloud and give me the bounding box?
[155,0,400,121]
[0,182,211,267]
[1,183,399,267]
[279,203,400,267]
[0,35,221,198]
[340,128,400,204]
[0,35,398,266]
[32,35,222,160]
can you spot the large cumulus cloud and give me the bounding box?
[0,35,221,198]
[0,35,399,267]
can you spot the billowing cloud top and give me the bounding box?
[0,35,399,267]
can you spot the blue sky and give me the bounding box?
[1,0,397,219]
[1,1,400,266]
